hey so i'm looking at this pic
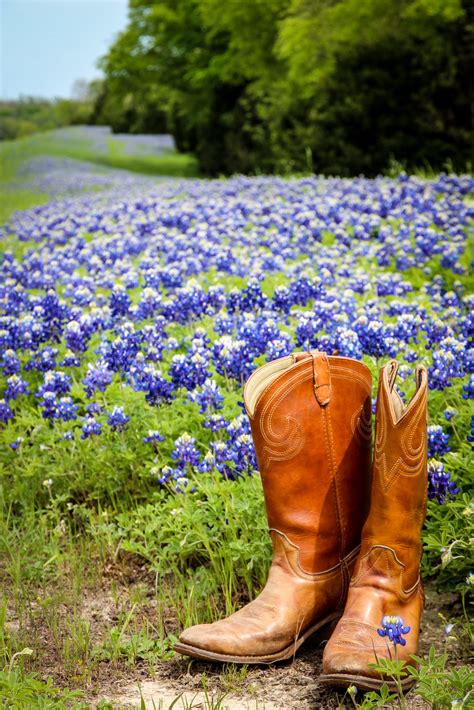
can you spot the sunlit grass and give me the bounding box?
[0,126,199,225]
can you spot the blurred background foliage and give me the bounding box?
[0,81,102,141]
[2,0,473,176]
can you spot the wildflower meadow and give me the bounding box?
[0,131,473,708]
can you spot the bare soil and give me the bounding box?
[7,553,470,710]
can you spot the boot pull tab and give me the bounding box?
[386,360,399,391]
[415,364,427,391]
[310,351,331,407]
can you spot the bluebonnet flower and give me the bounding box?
[428,460,459,504]
[353,317,389,358]
[174,474,196,493]
[152,464,195,493]
[289,276,323,306]
[143,430,165,444]
[62,431,74,441]
[463,374,474,399]
[295,311,322,349]
[236,315,280,357]
[213,314,235,336]
[82,360,114,397]
[265,333,293,361]
[203,414,228,432]
[392,313,422,344]
[107,406,130,432]
[39,289,69,341]
[65,320,88,352]
[4,375,30,400]
[55,396,79,422]
[98,327,142,373]
[81,416,103,439]
[1,349,21,376]
[86,402,103,415]
[109,284,131,317]
[24,346,58,373]
[468,414,474,451]
[429,337,466,390]
[188,378,224,413]
[335,328,362,359]
[190,327,211,350]
[129,363,174,405]
[39,391,58,419]
[171,433,200,468]
[403,348,419,363]
[427,425,451,458]
[443,407,457,421]
[212,336,254,381]
[227,433,257,478]
[424,318,450,349]
[60,350,81,367]
[152,464,175,486]
[135,287,162,320]
[36,370,71,397]
[377,616,411,646]
[169,352,211,391]
[9,436,23,450]
[236,277,269,313]
[272,285,292,313]
[197,450,216,473]
[0,399,14,423]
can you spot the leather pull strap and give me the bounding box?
[386,360,399,391]
[310,351,331,407]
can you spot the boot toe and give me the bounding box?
[179,623,221,650]
[322,621,388,679]
[323,648,377,677]
[178,621,243,656]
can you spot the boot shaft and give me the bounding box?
[360,361,428,588]
[244,351,372,574]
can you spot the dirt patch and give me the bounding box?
[5,558,468,709]
[87,580,468,709]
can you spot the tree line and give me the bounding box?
[0,81,101,141]
[94,0,473,176]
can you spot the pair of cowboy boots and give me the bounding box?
[175,352,428,692]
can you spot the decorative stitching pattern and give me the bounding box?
[258,362,372,470]
[273,528,360,580]
[331,367,372,393]
[374,388,426,493]
[351,399,372,443]
[258,369,310,469]
[350,545,420,600]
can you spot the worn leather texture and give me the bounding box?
[322,360,428,682]
[177,352,372,660]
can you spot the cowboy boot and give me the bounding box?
[321,360,428,691]
[175,351,372,663]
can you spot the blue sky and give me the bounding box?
[1,0,129,99]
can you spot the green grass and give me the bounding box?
[0,127,199,225]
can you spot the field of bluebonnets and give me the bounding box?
[0,131,473,708]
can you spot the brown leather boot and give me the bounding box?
[175,351,372,663]
[321,360,428,691]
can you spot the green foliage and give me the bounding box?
[409,647,474,707]
[101,473,271,625]
[0,669,85,709]
[0,96,96,141]
[358,647,474,709]
[97,0,473,175]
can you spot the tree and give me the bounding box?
[95,0,474,175]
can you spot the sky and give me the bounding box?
[0,0,129,100]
